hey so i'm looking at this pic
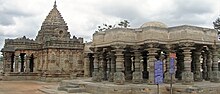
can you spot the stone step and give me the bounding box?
[66,84,80,88]
[69,82,80,85]
[67,88,86,93]
[58,84,80,91]
[71,92,91,94]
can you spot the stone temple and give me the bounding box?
[1,2,84,81]
[88,21,220,85]
[1,1,220,94]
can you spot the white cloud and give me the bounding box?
[0,0,220,51]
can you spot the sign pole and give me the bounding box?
[170,73,173,94]
[157,84,159,94]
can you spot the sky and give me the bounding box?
[0,0,220,52]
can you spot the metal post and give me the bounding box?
[157,84,159,94]
[170,74,173,94]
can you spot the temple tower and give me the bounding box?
[35,1,70,43]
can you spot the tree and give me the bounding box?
[213,16,220,31]
[95,24,116,32]
[213,16,220,58]
[118,20,130,28]
[95,20,131,32]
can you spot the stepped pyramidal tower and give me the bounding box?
[36,1,70,42]
[1,1,85,81]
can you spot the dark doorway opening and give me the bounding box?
[20,53,25,72]
[10,53,15,72]
[89,53,94,77]
[29,54,34,72]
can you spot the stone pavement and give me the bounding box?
[56,78,220,94]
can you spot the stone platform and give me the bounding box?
[57,78,220,94]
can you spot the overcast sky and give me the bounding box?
[0,0,220,51]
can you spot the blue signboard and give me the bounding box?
[154,60,163,84]
[169,58,175,74]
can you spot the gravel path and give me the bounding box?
[0,81,58,94]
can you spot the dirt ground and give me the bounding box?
[0,81,58,94]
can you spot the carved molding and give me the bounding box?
[179,42,195,47]
[145,42,159,48]
[111,44,126,51]
[131,45,141,51]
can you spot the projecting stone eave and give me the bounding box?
[92,22,219,48]
[168,25,216,33]
[168,25,218,45]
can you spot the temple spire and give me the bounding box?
[53,0,57,8]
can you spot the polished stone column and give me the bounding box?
[210,46,220,82]
[99,49,108,80]
[194,50,203,82]
[124,51,132,81]
[3,53,11,73]
[146,44,159,84]
[25,54,30,73]
[202,51,208,80]
[14,53,19,72]
[113,45,125,85]
[92,48,102,82]
[99,51,105,80]
[206,50,212,80]
[108,51,116,82]
[106,52,111,80]
[164,50,176,83]
[84,53,90,77]
[132,46,143,84]
[181,47,194,85]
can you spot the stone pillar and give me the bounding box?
[113,45,125,85]
[124,51,132,81]
[3,53,11,73]
[210,46,220,82]
[164,51,176,83]
[202,51,208,80]
[164,44,176,83]
[84,53,90,77]
[206,50,212,80]
[108,51,116,82]
[25,54,30,73]
[132,46,143,84]
[106,52,111,80]
[99,50,107,80]
[194,50,203,82]
[146,44,159,84]
[14,53,19,72]
[92,48,102,82]
[181,46,194,85]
